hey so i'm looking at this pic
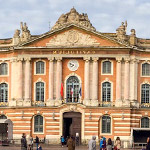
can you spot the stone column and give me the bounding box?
[55,57,62,106]
[46,57,55,106]
[123,57,130,107]
[16,58,23,100]
[24,57,31,106]
[91,57,99,106]
[83,57,90,106]
[115,57,122,107]
[130,58,139,107]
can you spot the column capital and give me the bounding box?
[10,58,17,63]
[24,57,31,62]
[130,58,139,64]
[48,57,54,62]
[83,57,90,62]
[92,57,99,62]
[116,57,122,63]
[17,58,23,62]
[55,57,62,61]
[124,57,130,63]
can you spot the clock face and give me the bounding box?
[68,60,79,71]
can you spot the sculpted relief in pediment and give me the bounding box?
[46,30,100,47]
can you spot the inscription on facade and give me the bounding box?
[52,50,95,54]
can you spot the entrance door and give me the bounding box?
[63,112,81,144]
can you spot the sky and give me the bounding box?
[0,0,150,39]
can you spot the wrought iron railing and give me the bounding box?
[32,101,46,107]
[0,102,8,107]
[99,101,115,107]
[140,103,150,108]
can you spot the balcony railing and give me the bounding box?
[140,103,150,108]
[32,101,46,107]
[99,101,115,107]
[0,102,8,107]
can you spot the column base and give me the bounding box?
[16,99,23,107]
[9,99,17,107]
[115,99,123,107]
[23,99,31,106]
[122,99,130,107]
[130,100,139,108]
[83,100,91,106]
[46,99,55,106]
[55,100,62,106]
[91,100,99,106]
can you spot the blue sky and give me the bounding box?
[0,0,150,39]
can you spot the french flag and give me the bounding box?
[71,83,73,96]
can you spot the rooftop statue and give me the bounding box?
[51,8,96,31]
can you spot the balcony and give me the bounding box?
[32,101,46,107]
[99,101,115,107]
[140,103,150,108]
[0,102,8,107]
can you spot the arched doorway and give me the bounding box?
[63,112,81,144]
[66,76,80,103]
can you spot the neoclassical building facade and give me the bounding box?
[0,8,150,147]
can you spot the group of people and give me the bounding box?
[21,133,42,150]
[88,136,121,150]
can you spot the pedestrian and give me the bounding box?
[88,136,96,150]
[35,136,39,150]
[107,138,112,150]
[146,137,150,150]
[100,136,103,150]
[60,136,65,147]
[75,133,79,146]
[67,136,74,150]
[21,133,27,150]
[102,137,106,150]
[27,135,33,150]
[114,137,121,150]
[38,144,42,150]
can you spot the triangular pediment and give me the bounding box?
[20,25,125,48]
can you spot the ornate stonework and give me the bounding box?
[46,30,100,47]
[51,8,96,31]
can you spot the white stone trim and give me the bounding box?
[101,79,113,102]
[0,61,9,77]
[101,59,113,75]
[64,73,82,102]
[34,79,46,102]
[140,61,150,77]
[34,59,46,75]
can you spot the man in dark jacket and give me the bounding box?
[21,133,27,150]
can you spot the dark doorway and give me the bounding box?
[63,112,81,144]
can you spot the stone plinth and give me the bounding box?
[55,100,62,106]
[46,100,55,106]
[9,100,17,107]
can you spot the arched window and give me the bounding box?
[0,115,7,119]
[36,82,44,101]
[0,63,8,75]
[141,117,149,128]
[102,82,111,102]
[66,76,80,103]
[0,83,8,102]
[36,61,44,74]
[102,116,111,133]
[34,115,43,133]
[141,84,150,104]
[102,61,111,74]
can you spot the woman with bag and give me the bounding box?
[114,137,121,150]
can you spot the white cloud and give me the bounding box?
[0,0,149,39]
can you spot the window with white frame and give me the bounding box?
[141,117,149,128]
[102,82,111,102]
[0,63,8,75]
[36,82,44,101]
[142,63,150,76]
[34,115,43,133]
[0,83,8,102]
[36,61,44,74]
[102,61,111,74]
[102,116,111,133]
[141,84,150,104]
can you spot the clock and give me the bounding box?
[67,60,79,71]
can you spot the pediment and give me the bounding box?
[46,29,100,47]
[21,26,124,48]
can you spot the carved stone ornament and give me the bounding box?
[51,8,96,31]
[69,105,77,111]
[46,30,100,47]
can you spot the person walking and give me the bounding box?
[60,136,65,147]
[107,138,112,150]
[102,137,106,150]
[21,133,27,150]
[67,136,74,150]
[27,136,33,150]
[114,137,121,150]
[88,136,96,150]
[35,136,39,150]
[100,136,103,150]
